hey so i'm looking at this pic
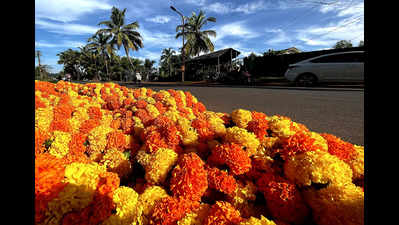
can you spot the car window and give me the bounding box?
[310,52,364,63]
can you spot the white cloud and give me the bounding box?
[35,19,99,35]
[212,21,260,42]
[35,0,112,23]
[138,26,181,49]
[266,31,292,45]
[146,16,171,24]
[35,40,86,48]
[204,2,233,14]
[184,0,207,6]
[233,1,266,14]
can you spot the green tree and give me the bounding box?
[160,48,176,77]
[333,40,353,49]
[57,49,84,80]
[87,33,115,80]
[176,10,216,57]
[97,7,144,81]
[358,40,364,47]
[144,59,156,81]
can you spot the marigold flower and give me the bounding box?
[239,215,277,225]
[137,185,169,222]
[177,203,211,225]
[170,152,208,201]
[284,150,353,187]
[100,149,132,180]
[256,173,309,224]
[208,143,251,175]
[136,148,178,184]
[303,183,364,225]
[224,127,260,157]
[204,201,243,225]
[150,196,200,225]
[231,109,252,128]
[206,166,237,195]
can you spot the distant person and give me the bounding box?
[136,72,142,85]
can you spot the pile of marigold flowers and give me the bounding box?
[35,80,364,225]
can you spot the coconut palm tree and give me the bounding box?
[87,33,114,80]
[96,7,144,81]
[176,10,216,57]
[160,48,176,77]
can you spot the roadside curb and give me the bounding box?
[121,83,364,92]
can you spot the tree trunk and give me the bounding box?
[125,48,135,82]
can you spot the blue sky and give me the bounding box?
[35,0,364,73]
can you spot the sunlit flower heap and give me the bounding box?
[35,80,364,225]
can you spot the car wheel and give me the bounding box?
[296,73,317,87]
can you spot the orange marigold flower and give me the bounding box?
[35,128,50,155]
[280,131,320,159]
[79,119,101,134]
[208,143,251,175]
[88,106,102,120]
[135,99,148,109]
[192,118,215,142]
[104,95,121,110]
[320,133,356,162]
[170,152,208,201]
[106,131,127,151]
[35,153,67,223]
[206,166,237,195]
[50,118,72,133]
[204,201,243,225]
[150,196,200,225]
[256,173,309,224]
[35,95,46,109]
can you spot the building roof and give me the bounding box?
[186,48,241,64]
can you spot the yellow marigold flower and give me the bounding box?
[231,109,252,128]
[229,181,257,206]
[44,162,106,225]
[146,104,160,118]
[35,106,53,131]
[87,124,114,154]
[310,132,328,152]
[239,215,277,225]
[191,95,198,104]
[165,96,177,108]
[177,90,187,106]
[177,203,211,225]
[138,186,169,218]
[348,145,364,180]
[100,149,132,179]
[204,111,227,137]
[48,131,72,158]
[136,148,178,184]
[225,126,260,157]
[132,116,144,137]
[185,107,196,121]
[164,108,180,123]
[140,87,147,96]
[303,183,364,225]
[284,150,353,187]
[268,115,296,139]
[177,117,199,146]
[112,186,140,223]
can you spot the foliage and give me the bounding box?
[333,40,353,49]
[175,10,217,57]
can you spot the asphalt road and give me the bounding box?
[124,84,364,146]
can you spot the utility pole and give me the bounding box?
[170,6,185,82]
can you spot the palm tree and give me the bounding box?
[96,7,144,81]
[35,50,43,80]
[160,48,176,77]
[144,59,156,81]
[87,33,114,81]
[176,10,216,57]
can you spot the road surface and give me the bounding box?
[125,84,364,145]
